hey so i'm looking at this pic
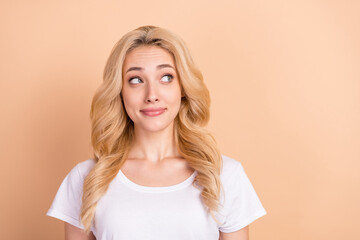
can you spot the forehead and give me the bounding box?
[123,45,175,70]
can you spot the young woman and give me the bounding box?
[46,25,267,240]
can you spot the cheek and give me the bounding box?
[122,87,142,106]
[173,89,183,108]
[162,85,182,103]
[121,91,140,118]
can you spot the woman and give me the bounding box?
[46,25,266,240]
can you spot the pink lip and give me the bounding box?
[140,107,166,117]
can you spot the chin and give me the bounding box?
[136,121,174,133]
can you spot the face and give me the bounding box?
[121,45,182,133]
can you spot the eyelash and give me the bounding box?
[128,74,174,84]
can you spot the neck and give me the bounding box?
[128,122,182,165]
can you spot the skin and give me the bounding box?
[121,45,184,164]
[65,45,249,239]
[219,226,249,240]
[65,223,95,240]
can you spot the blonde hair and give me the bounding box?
[81,25,223,233]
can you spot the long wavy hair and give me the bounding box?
[81,25,223,233]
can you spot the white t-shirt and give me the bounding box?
[46,154,266,239]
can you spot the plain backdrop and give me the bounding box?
[0,0,359,239]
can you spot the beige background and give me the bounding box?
[1,0,359,239]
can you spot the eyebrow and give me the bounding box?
[125,64,175,74]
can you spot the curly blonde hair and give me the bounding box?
[81,25,223,233]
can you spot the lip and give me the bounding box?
[140,107,167,117]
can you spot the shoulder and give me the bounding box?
[63,159,96,184]
[57,159,96,192]
[220,154,243,179]
[47,159,97,229]
[74,159,96,179]
[217,155,267,231]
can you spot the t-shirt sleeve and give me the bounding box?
[46,163,85,229]
[218,161,267,233]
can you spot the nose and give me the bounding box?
[145,82,159,103]
[146,95,159,103]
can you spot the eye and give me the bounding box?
[161,74,173,83]
[128,77,143,84]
